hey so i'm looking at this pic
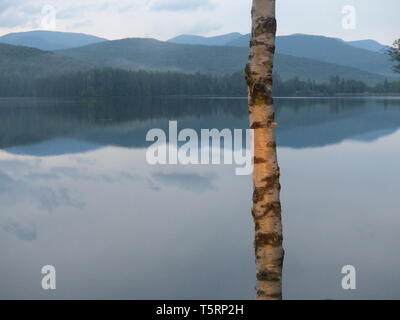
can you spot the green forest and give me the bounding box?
[0,68,399,98]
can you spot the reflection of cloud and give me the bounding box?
[150,0,213,11]
[0,168,85,212]
[152,172,216,193]
[0,158,136,211]
[0,159,37,171]
[3,220,37,241]
[0,171,24,204]
[146,177,161,191]
[45,166,137,183]
[24,172,59,181]
[59,187,85,208]
[70,156,96,165]
[49,166,81,179]
[31,187,61,211]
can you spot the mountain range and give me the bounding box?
[0,30,106,50]
[170,33,394,77]
[346,40,388,53]
[169,32,389,53]
[0,30,397,85]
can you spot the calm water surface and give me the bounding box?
[0,96,399,299]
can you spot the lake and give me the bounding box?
[0,96,399,299]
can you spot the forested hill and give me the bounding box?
[55,38,390,84]
[0,33,392,90]
[173,33,395,77]
[0,43,93,77]
[1,30,395,84]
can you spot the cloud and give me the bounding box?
[181,20,221,36]
[0,0,396,49]
[0,1,45,28]
[65,19,93,30]
[0,0,244,41]
[57,2,111,19]
[149,0,213,11]
[0,0,22,14]
[0,6,35,28]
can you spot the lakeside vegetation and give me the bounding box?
[0,68,399,98]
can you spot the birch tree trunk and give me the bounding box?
[245,0,284,300]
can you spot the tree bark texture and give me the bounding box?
[245,0,284,300]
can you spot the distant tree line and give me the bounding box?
[0,68,399,97]
[274,75,400,96]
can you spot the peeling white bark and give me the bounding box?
[245,0,284,300]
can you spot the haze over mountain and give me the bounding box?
[168,32,242,46]
[57,37,390,84]
[0,43,93,77]
[347,40,388,53]
[0,30,107,50]
[170,32,388,53]
[0,37,391,85]
[173,33,395,78]
[275,35,394,77]
[0,30,396,85]
[178,32,389,54]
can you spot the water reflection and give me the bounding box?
[3,97,400,152]
[0,96,400,299]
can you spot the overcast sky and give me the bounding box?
[0,0,398,45]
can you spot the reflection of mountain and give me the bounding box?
[6,139,102,156]
[1,97,400,155]
[275,98,400,148]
